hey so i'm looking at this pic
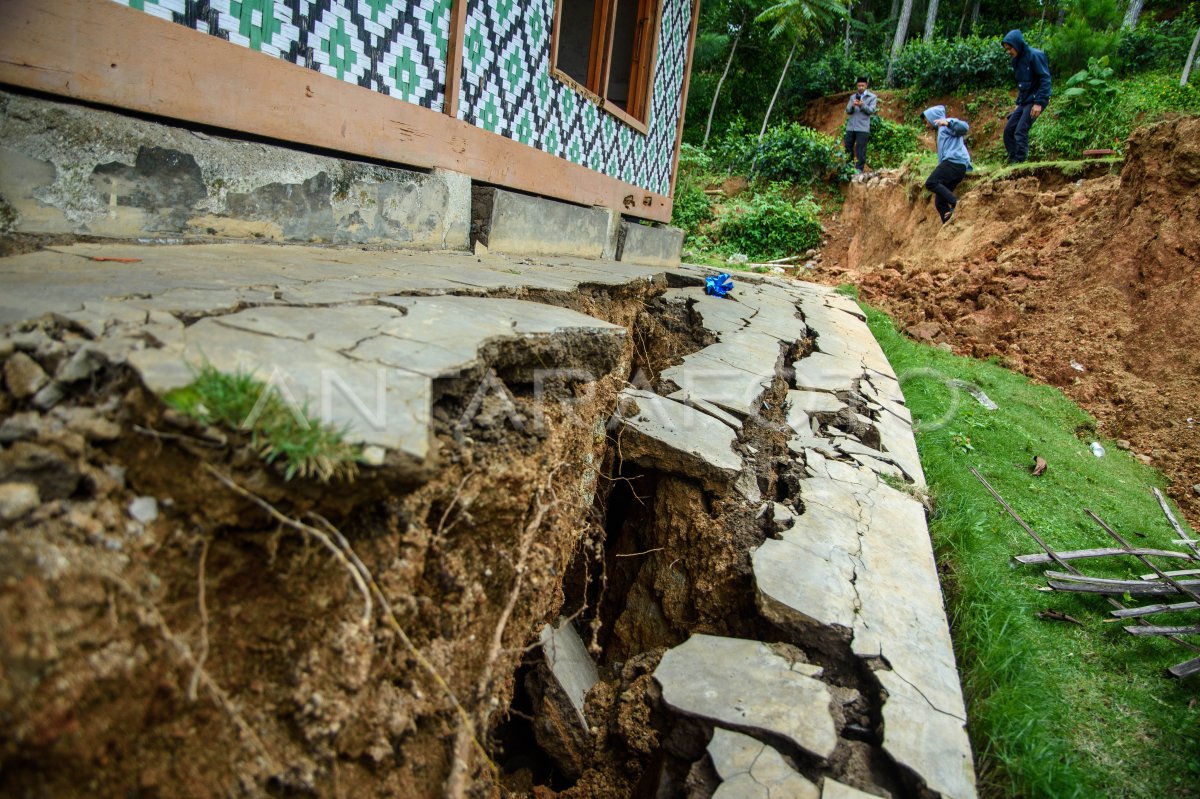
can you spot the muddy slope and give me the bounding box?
[814,114,1200,527]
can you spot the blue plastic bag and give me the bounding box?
[705,273,734,298]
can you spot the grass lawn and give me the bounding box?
[857,296,1200,798]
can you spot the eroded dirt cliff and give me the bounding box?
[813,115,1200,528]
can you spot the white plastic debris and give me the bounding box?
[1089,442,1105,458]
[128,496,159,523]
[1070,360,1086,372]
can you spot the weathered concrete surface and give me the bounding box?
[708,729,819,799]
[0,90,470,248]
[654,634,837,760]
[472,187,612,259]
[0,242,650,472]
[617,220,683,267]
[611,388,742,491]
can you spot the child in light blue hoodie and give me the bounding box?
[922,105,971,224]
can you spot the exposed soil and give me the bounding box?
[800,113,1200,529]
[3,269,902,797]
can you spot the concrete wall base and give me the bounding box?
[0,90,470,250]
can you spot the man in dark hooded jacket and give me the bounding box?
[1001,29,1052,163]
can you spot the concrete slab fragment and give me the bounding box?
[821,777,881,799]
[793,352,864,392]
[787,389,846,415]
[708,729,819,799]
[613,389,742,490]
[539,619,599,728]
[664,351,774,417]
[654,634,837,760]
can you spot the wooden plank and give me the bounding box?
[1013,547,1196,566]
[1124,624,1200,636]
[669,0,700,198]
[443,0,469,119]
[1110,601,1200,619]
[1168,657,1200,679]
[1140,569,1200,581]
[1045,572,1200,596]
[0,0,672,222]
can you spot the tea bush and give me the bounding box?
[716,184,823,261]
[891,35,1010,103]
[864,116,922,168]
[732,122,854,184]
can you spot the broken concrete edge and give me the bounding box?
[0,89,471,249]
[611,388,744,492]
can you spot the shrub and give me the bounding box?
[716,184,823,261]
[891,35,1011,102]
[1029,69,1200,159]
[790,51,885,100]
[735,122,854,185]
[1114,17,1200,75]
[671,179,714,243]
[863,115,922,168]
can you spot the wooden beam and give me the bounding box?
[443,0,470,119]
[0,0,671,222]
[669,0,700,199]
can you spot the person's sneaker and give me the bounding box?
[941,210,953,224]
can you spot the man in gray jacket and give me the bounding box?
[844,77,877,173]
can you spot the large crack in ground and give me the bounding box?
[0,255,968,797]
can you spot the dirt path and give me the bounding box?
[798,115,1200,529]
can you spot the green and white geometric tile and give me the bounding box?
[110,0,691,193]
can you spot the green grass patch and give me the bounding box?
[862,304,1200,799]
[165,363,361,482]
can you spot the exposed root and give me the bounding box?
[186,536,211,702]
[202,465,495,784]
[205,466,373,628]
[94,565,281,775]
[445,468,561,798]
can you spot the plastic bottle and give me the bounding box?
[1090,441,1105,457]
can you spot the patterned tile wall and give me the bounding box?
[111,0,690,195]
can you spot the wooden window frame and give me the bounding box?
[550,0,662,134]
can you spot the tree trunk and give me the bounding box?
[971,0,980,29]
[703,14,746,148]
[1183,24,1200,87]
[957,0,969,36]
[759,37,799,140]
[886,0,915,84]
[1123,0,1145,30]
[844,0,853,59]
[924,0,940,40]
[884,0,901,52]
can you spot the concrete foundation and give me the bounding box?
[0,90,471,249]
[617,219,684,267]
[472,186,615,259]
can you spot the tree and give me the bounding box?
[755,0,847,138]
[703,9,750,147]
[924,0,939,41]
[885,0,914,84]
[1184,23,1200,87]
[1122,0,1144,30]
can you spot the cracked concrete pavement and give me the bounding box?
[0,240,975,797]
